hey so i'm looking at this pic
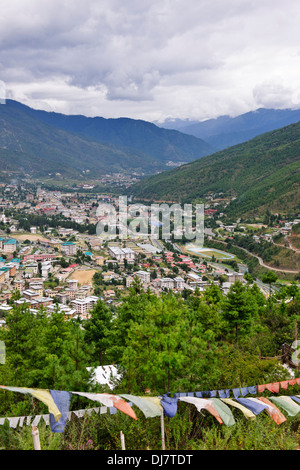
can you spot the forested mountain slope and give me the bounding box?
[0,100,214,178]
[129,120,300,216]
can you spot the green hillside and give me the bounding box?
[0,100,214,179]
[129,121,300,216]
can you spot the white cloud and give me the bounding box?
[253,79,300,110]
[1,0,300,121]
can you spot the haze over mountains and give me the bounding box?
[156,108,300,151]
[0,100,213,179]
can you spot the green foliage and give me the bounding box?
[1,408,299,451]
[0,279,300,450]
[0,100,213,179]
[84,300,113,365]
[195,416,300,450]
[221,281,257,344]
[130,120,300,216]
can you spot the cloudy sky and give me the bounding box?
[1,0,300,123]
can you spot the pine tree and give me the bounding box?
[120,292,187,393]
[221,281,256,345]
[84,299,113,366]
[0,304,42,385]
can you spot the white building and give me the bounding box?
[174,277,185,289]
[0,303,13,315]
[221,282,233,295]
[41,261,53,278]
[71,296,99,317]
[136,243,161,254]
[46,303,76,318]
[187,272,202,282]
[67,279,78,290]
[121,247,135,263]
[2,239,17,253]
[61,242,77,256]
[135,270,150,284]
[226,272,244,283]
[22,289,41,301]
[108,246,136,263]
[126,276,134,288]
[159,277,175,290]
[28,283,44,298]
[108,246,124,261]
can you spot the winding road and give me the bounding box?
[231,244,299,274]
[211,238,299,274]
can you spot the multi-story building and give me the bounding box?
[29,283,44,298]
[126,276,134,288]
[0,238,17,254]
[71,296,99,317]
[158,277,175,290]
[174,277,185,290]
[22,289,40,301]
[135,270,150,284]
[65,288,77,300]
[67,279,78,290]
[41,261,53,278]
[14,279,25,291]
[56,292,69,304]
[108,246,135,263]
[46,303,76,318]
[23,262,39,278]
[226,272,244,283]
[61,241,77,256]
[122,247,135,263]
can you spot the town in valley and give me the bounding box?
[1,180,299,325]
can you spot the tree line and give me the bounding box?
[0,278,300,449]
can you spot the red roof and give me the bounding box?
[204,209,218,214]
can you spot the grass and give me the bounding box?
[1,410,299,451]
[184,244,236,261]
[195,417,300,450]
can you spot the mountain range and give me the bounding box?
[0,100,213,179]
[129,120,300,217]
[156,108,300,151]
[2,99,300,217]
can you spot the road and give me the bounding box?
[284,235,300,253]
[209,238,299,274]
[234,245,299,274]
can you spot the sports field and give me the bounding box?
[185,245,235,260]
[69,268,96,284]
